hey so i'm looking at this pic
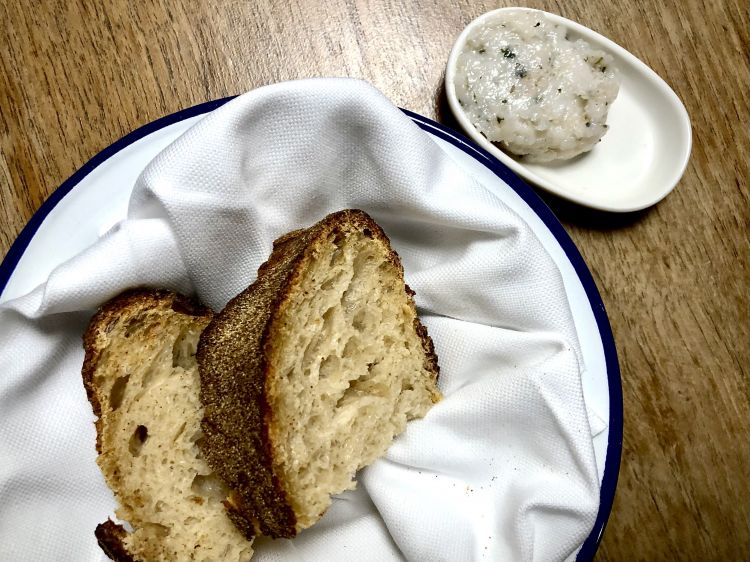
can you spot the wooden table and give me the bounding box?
[1,1,748,559]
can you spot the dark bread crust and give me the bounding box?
[197,209,439,539]
[95,520,139,562]
[81,289,215,560]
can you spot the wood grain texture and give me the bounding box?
[1,0,748,560]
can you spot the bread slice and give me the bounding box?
[197,209,441,539]
[82,289,254,562]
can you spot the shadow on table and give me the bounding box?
[533,190,650,230]
[434,75,461,134]
[432,77,651,231]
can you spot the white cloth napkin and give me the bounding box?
[0,78,600,562]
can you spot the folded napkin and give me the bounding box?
[0,78,600,562]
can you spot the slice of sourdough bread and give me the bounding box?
[82,289,254,562]
[198,209,441,539]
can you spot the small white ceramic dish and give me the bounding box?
[446,7,692,212]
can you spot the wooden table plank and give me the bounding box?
[1,0,748,559]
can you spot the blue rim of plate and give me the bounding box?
[0,97,622,561]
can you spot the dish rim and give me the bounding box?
[445,6,692,212]
[0,98,622,561]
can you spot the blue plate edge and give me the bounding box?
[0,96,237,298]
[404,109,622,560]
[0,98,622,561]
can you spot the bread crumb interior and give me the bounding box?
[94,310,253,562]
[267,228,439,530]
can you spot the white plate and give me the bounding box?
[445,7,692,212]
[0,102,622,559]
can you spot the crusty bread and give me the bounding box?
[82,289,254,562]
[198,209,441,538]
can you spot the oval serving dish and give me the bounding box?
[446,7,692,212]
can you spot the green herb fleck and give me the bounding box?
[534,21,540,27]
[501,99,508,104]
[501,47,516,59]
[496,116,504,124]
[478,47,486,54]
[514,64,527,78]
[585,121,591,127]
[557,88,562,93]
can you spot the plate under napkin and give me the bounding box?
[0,78,601,562]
